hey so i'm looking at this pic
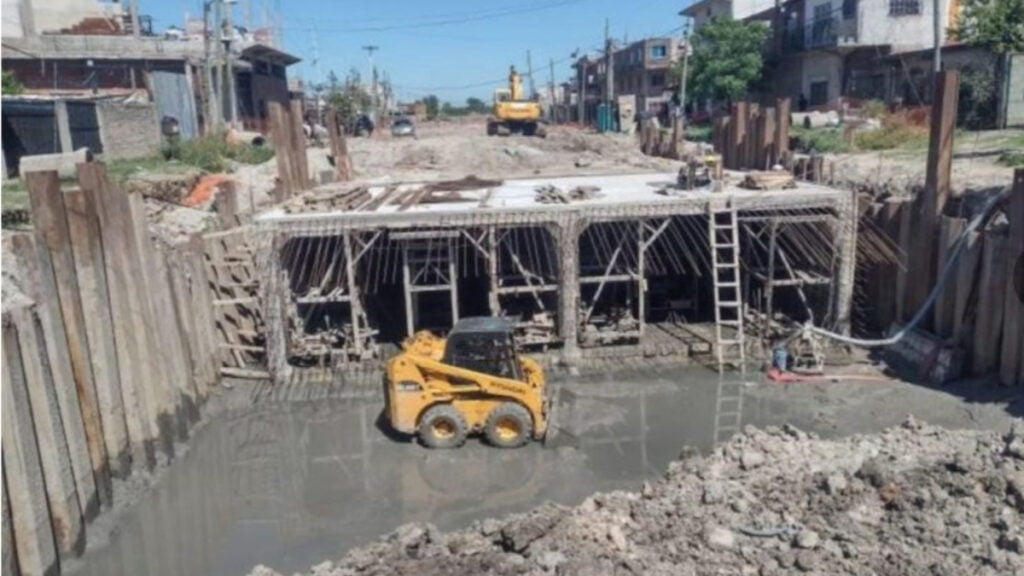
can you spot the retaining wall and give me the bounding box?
[1,163,219,575]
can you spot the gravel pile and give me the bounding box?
[250,417,1024,576]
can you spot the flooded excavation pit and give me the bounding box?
[65,364,1019,576]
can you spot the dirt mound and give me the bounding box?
[249,418,1024,576]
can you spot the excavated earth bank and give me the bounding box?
[250,418,1024,576]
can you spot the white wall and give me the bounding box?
[731,0,779,20]
[688,0,732,30]
[2,0,27,37]
[801,51,844,105]
[4,0,120,36]
[858,0,952,51]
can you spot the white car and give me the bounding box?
[391,117,416,138]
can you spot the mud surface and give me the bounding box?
[254,419,1024,576]
[64,366,1023,576]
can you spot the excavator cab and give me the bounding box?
[384,317,548,449]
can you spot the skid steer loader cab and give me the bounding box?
[384,317,548,449]
[443,318,522,380]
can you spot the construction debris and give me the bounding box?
[534,184,603,204]
[249,419,1024,576]
[282,185,371,213]
[740,170,797,191]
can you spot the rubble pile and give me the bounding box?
[250,418,1024,576]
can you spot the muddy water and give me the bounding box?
[64,365,910,576]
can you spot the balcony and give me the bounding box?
[780,15,859,54]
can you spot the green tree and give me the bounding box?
[683,19,769,103]
[950,0,1024,54]
[423,95,440,120]
[326,68,372,131]
[2,69,24,95]
[465,97,489,114]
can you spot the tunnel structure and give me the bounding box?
[255,172,857,381]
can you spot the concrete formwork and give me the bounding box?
[256,172,857,381]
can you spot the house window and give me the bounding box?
[650,45,667,59]
[810,80,829,106]
[650,72,665,87]
[889,0,920,15]
[811,3,834,46]
[842,0,856,18]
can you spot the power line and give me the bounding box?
[276,0,583,33]
[280,0,574,26]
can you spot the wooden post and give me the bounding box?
[910,71,959,326]
[774,98,791,167]
[326,108,351,181]
[1000,169,1024,385]
[77,163,158,469]
[25,171,112,509]
[972,233,1009,375]
[289,97,310,190]
[730,102,748,170]
[127,193,195,440]
[925,70,960,214]
[2,315,59,576]
[64,187,130,478]
[8,309,86,558]
[268,101,294,198]
[933,216,965,337]
[215,180,238,229]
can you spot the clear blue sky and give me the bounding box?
[141,0,691,103]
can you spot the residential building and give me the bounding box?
[1,0,299,138]
[613,37,681,113]
[571,35,681,125]
[681,0,777,30]
[764,0,959,109]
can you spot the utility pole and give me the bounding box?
[932,0,941,72]
[362,45,379,122]
[129,0,141,38]
[312,25,322,124]
[678,24,690,127]
[526,50,536,99]
[224,0,239,127]
[577,59,586,124]
[549,57,556,123]
[604,18,614,108]
[212,0,224,129]
[203,0,220,131]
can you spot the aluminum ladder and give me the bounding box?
[713,375,745,446]
[708,204,746,372]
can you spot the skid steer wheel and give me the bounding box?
[418,404,468,449]
[484,403,532,448]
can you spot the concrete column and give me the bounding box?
[265,233,292,383]
[556,218,581,367]
[54,100,73,153]
[833,191,858,334]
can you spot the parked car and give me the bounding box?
[391,117,416,138]
[351,114,375,137]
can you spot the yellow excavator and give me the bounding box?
[487,66,544,137]
[384,317,549,448]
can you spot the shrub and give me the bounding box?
[161,133,274,172]
[957,66,998,129]
[791,126,850,154]
[998,150,1024,167]
[859,100,888,119]
[852,111,928,151]
[685,123,712,143]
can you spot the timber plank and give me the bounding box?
[25,171,112,507]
